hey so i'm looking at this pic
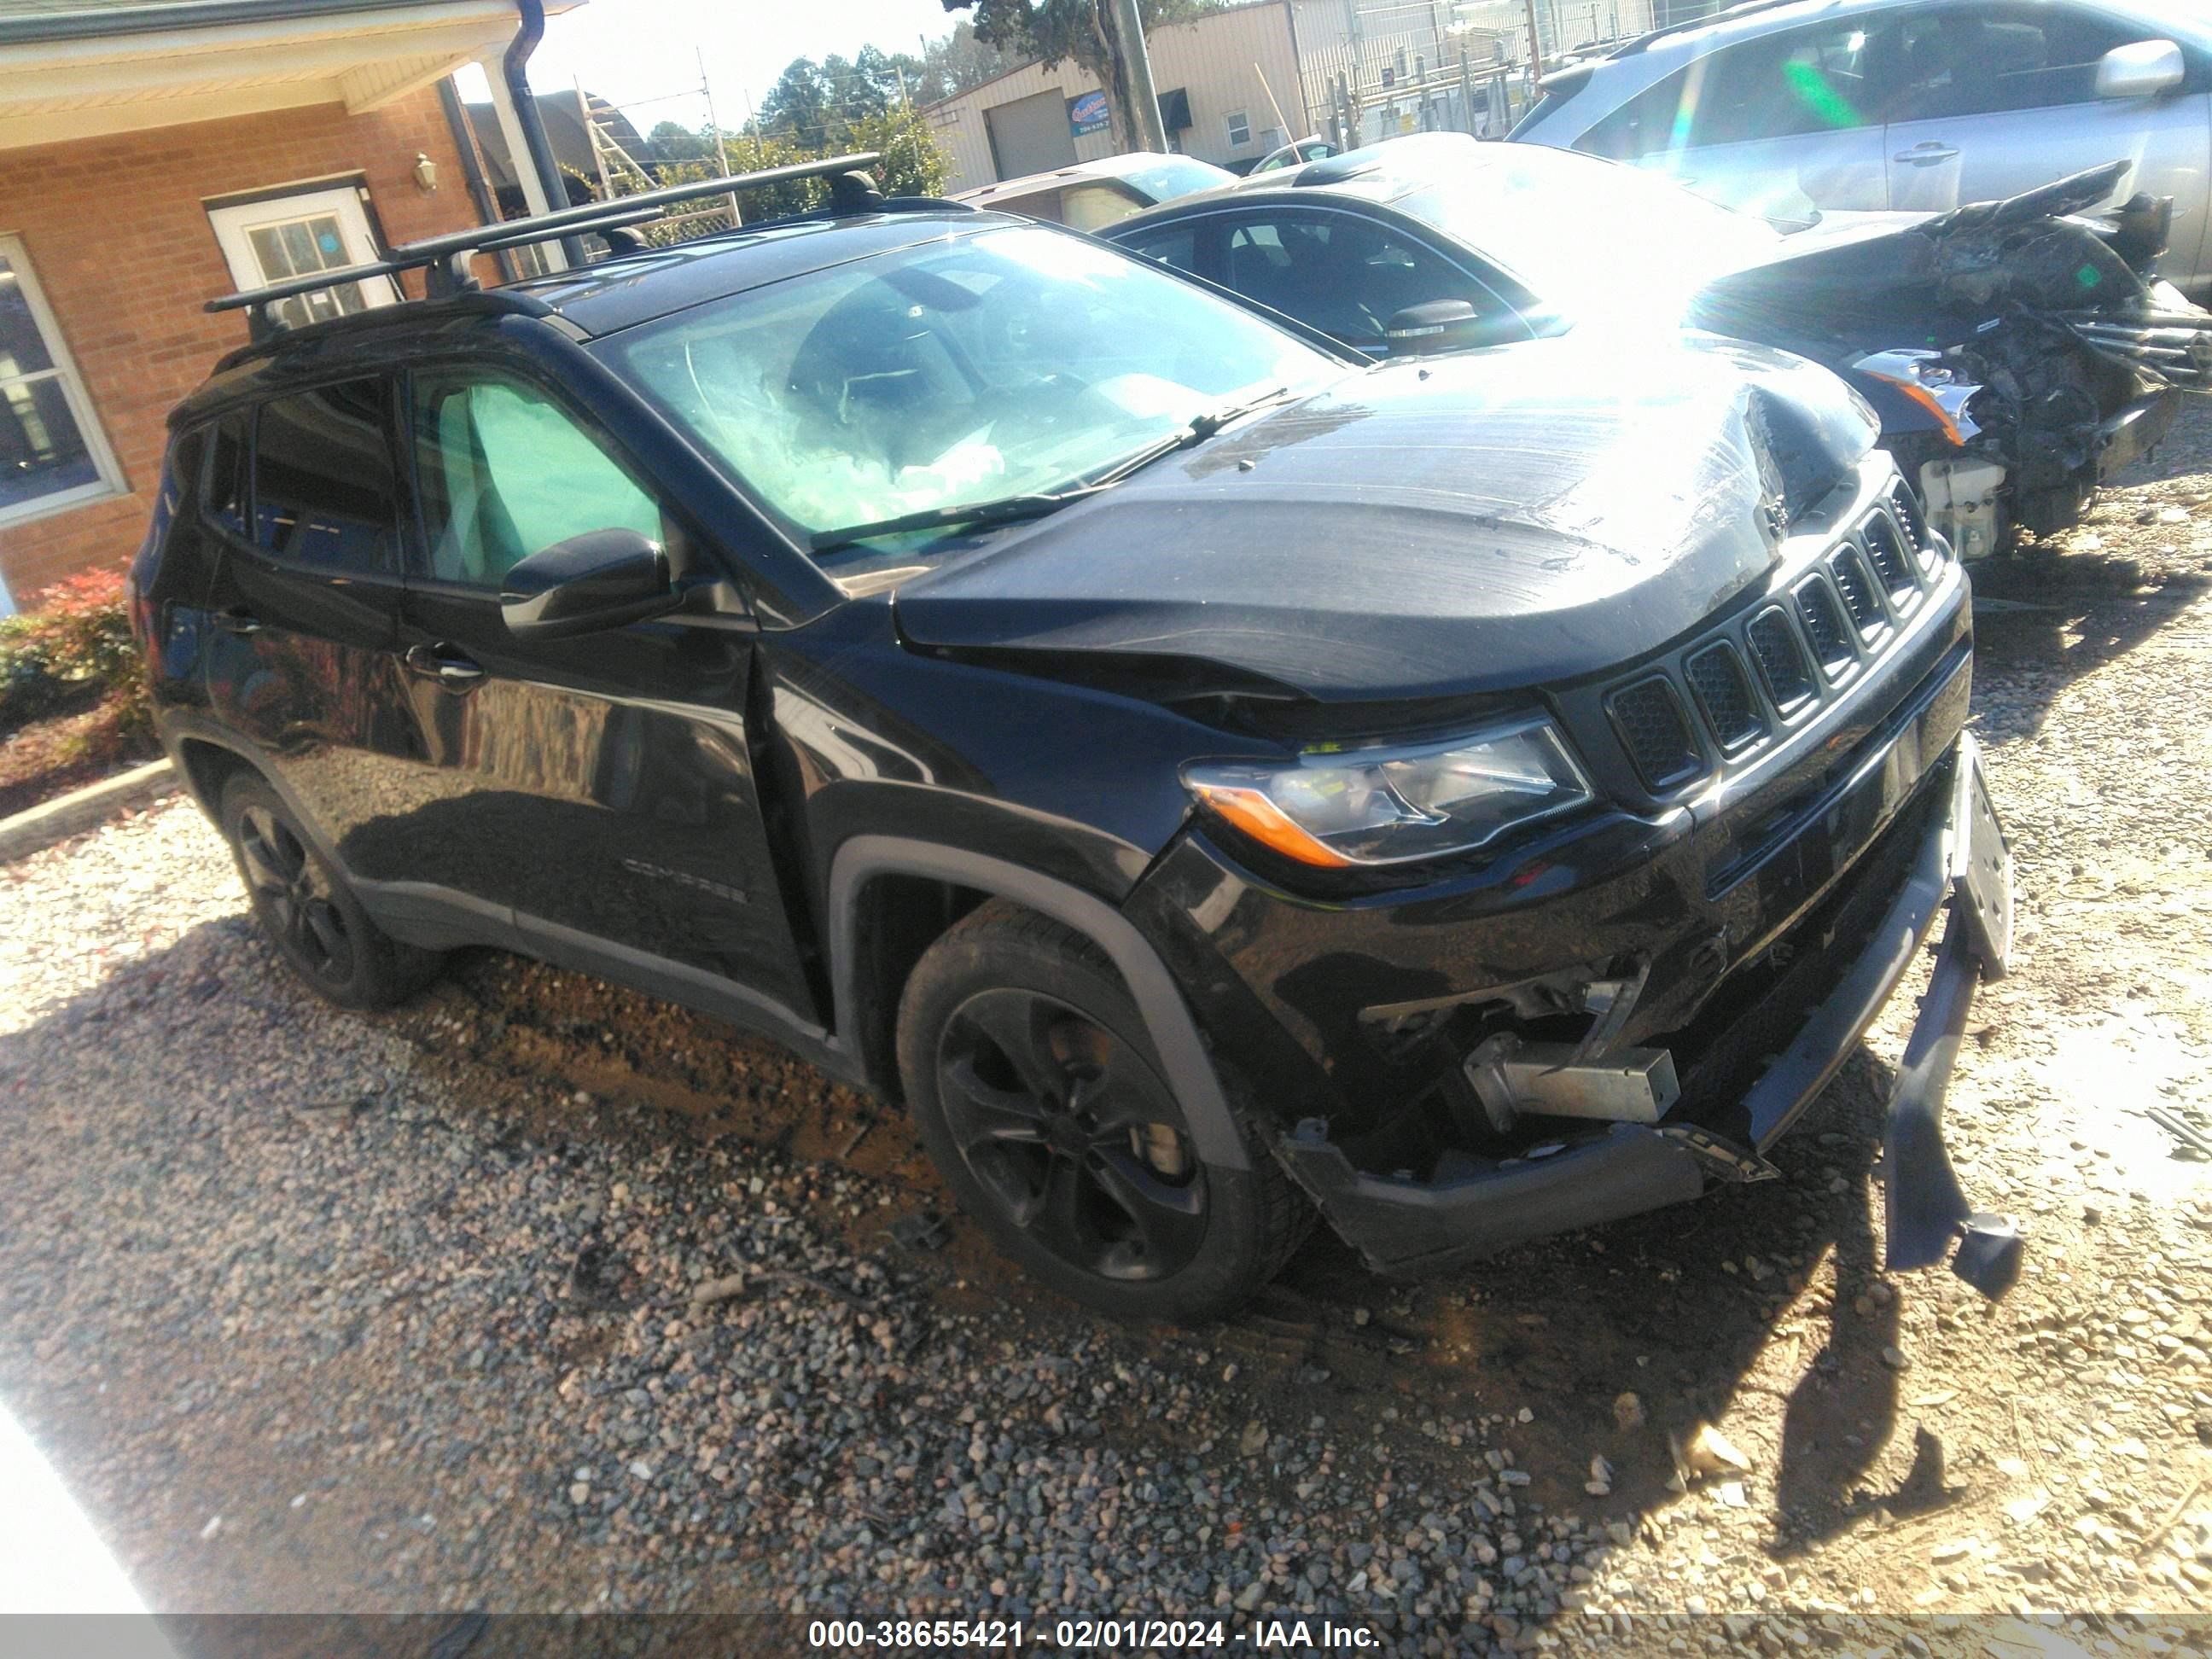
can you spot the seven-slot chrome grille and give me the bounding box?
[1600,479,1947,795]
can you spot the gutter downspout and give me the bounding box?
[504,0,587,268]
[436,75,519,284]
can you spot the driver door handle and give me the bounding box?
[403,641,486,690]
[1895,143,1959,165]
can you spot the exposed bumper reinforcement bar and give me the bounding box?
[1273,734,2022,1295]
[1880,731,2019,1299]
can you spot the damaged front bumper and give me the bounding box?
[1274,732,2020,1298]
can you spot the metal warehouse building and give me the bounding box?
[919,0,1664,195]
[923,3,1308,191]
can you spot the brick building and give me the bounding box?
[0,0,581,611]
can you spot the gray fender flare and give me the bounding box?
[826,835,1250,1171]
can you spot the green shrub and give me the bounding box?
[0,565,148,739]
[0,635,68,729]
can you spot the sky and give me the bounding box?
[454,0,974,135]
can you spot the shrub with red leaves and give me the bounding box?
[1,563,148,741]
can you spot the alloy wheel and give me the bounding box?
[934,987,1206,1282]
[236,806,355,987]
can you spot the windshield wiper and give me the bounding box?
[806,387,1300,554]
[810,491,1091,555]
[1088,383,1301,488]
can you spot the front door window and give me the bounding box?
[408,371,664,590]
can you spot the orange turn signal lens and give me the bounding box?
[1889,377,1967,447]
[1186,780,1355,868]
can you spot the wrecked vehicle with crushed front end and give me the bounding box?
[888,323,2021,1311]
[1691,158,2209,557]
[1106,137,2210,558]
[149,197,2017,1324]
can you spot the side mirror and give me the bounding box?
[1385,300,1481,356]
[500,527,678,642]
[1384,300,1532,358]
[2096,38,2184,100]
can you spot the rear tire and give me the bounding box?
[219,774,441,1009]
[897,900,1307,1323]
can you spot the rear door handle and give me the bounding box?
[1895,143,1959,165]
[403,641,486,690]
[213,606,261,635]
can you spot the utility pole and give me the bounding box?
[698,48,741,228]
[1109,0,1170,152]
[1524,0,1545,80]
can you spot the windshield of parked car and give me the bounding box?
[605,225,1336,565]
[1399,145,1784,323]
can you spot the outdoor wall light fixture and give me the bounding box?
[413,153,439,194]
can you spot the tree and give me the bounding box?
[758,56,835,145]
[943,1,1210,151]
[849,45,905,115]
[644,120,713,164]
[608,108,951,238]
[923,20,1023,102]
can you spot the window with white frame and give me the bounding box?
[1225,109,1251,147]
[0,235,124,530]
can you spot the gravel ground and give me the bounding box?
[5,413,2212,1656]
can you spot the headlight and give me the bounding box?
[1184,717,1594,868]
[1850,349,1983,447]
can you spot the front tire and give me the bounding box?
[219,774,441,1009]
[897,901,1307,1323]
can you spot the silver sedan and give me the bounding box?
[1510,0,2212,296]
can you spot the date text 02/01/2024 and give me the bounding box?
[804,1616,1383,1649]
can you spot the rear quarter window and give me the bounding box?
[1577,67,1697,158]
[203,412,249,539]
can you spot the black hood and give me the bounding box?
[894,333,1877,702]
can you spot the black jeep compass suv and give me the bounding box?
[131,162,2016,1321]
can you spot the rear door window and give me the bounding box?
[1584,19,1886,157]
[250,379,399,572]
[1688,19,1881,144]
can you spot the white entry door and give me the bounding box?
[207,184,398,329]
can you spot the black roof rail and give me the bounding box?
[204,288,561,377]
[205,150,883,341]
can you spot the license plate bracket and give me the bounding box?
[1949,733,2012,977]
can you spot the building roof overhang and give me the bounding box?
[0,0,581,152]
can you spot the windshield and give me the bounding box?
[1399,146,1783,323]
[605,225,1335,563]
